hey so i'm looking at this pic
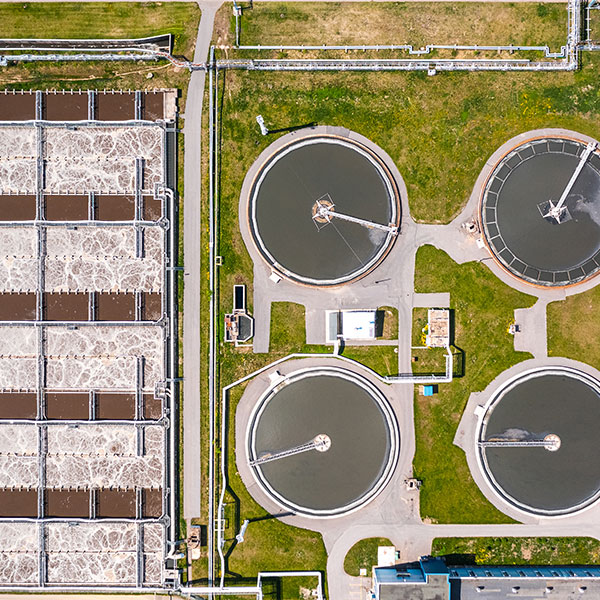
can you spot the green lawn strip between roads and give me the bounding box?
[340,345,399,377]
[0,2,200,57]
[378,306,398,340]
[0,3,199,97]
[432,537,600,565]
[344,538,394,576]
[413,246,536,523]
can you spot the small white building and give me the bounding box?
[377,546,397,568]
[326,309,377,342]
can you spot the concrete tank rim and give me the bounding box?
[239,125,406,288]
[475,363,600,518]
[478,130,600,290]
[244,364,400,518]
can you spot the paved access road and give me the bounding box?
[182,0,224,521]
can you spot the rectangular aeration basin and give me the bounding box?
[43,92,88,121]
[0,393,37,419]
[0,489,38,517]
[0,293,37,320]
[0,195,36,221]
[46,393,90,420]
[0,92,35,120]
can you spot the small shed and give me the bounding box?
[426,309,450,347]
[342,310,376,339]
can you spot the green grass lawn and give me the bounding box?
[432,537,600,565]
[411,347,449,376]
[547,286,600,368]
[378,306,398,340]
[413,246,536,523]
[344,538,394,576]
[412,307,429,346]
[0,3,200,101]
[270,301,308,351]
[226,2,566,50]
[340,345,398,377]
[0,3,200,56]
[214,55,600,225]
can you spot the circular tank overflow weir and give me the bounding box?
[247,367,399,517]
[248,135,401,286]
[480,136,600,287]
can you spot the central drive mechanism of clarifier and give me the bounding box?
[477,366,600,515]
[247,367,399,516]
[249,433,331,466]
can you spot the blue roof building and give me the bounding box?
[373,557,600,600]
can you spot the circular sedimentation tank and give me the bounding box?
[478,367,600,516]
[247,367,399,517]
[248,135,401,286]
[480,135,600,287]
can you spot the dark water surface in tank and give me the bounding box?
[252,374,393,512]
[483,373,600,513]
[251,140,395,283]
[497,153,600,271]
[483,139,600,285]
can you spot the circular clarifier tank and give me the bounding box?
[247,367,399,517]
[478,367,600,516]
[248,135,401,286]
[480,135,600,287]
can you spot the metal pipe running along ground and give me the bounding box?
[0,0,586,74]
[214,350,454,589]
[225,0,582,72]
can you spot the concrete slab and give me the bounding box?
[513,299,548,358]
[412,293,450,308]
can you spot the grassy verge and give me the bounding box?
[0,3,200,57]
[270,301,308,351]
[547,286,600,368]
[213,55,600,224]
[412,347,449,376]
[378,306,398,340]
[413,246,535,523]
[340,345,398,376]
[590,8,600,44]
[344,538,394,576]
[412,307,429,346]
[432,537,600,565]
[215,301,328,592]
[227,2,566,50]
